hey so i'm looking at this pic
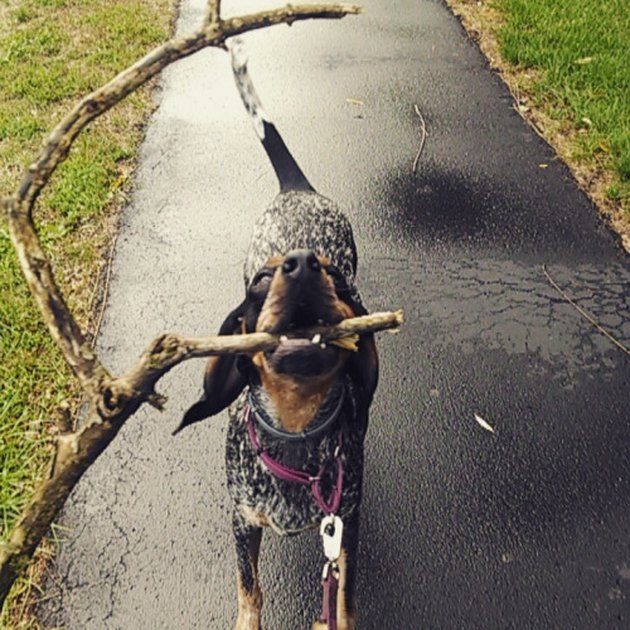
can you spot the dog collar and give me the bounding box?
[245,406,344,515]
[246,378,346,442]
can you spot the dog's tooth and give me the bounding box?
[312,333,322,344]
[320,343,327,349]
[280,335,288,343]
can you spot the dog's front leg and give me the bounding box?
[313,510,360,630]
[233,509,263,630]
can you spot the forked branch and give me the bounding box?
[0,1,398,609]
[6,3,362,397]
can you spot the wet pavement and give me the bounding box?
[41,0,630,628]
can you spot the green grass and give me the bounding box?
[495,0,630,213]
[0,0,174,625]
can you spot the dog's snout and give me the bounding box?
[282,250,321,279]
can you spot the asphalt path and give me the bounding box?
[41,0,630,627]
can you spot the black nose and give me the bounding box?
[282,250,321,279]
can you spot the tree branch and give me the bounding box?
[5,3,361,396]
[1,3,370,605]
[206,0,222,25]
[0,312,401,605]
[118,310,403,407]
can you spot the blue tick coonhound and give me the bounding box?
[177,41,379,630]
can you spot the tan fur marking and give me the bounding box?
[265,255,284,267]
[256,267,290,331]
[254,362,342,431]
[336,550,356,629]
[235,529,263,630]
[240,504,270,528]
[250,252,356,431]
[236,573,262,630]
[255,256,353,332]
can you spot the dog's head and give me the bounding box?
[177,249,378,434]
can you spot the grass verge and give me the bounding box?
[0,0,175,625]
[446,0,630,251]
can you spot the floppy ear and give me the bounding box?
[173,301,249,435]
[341,293,379,425]
[346,332,379,417]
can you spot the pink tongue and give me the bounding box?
[269,337,337,376]
[273,338,313,357]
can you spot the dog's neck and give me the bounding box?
[248,373,345,435]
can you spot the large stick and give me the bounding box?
[0,312,401,606]
[1,3,382,607]
[5,3,362,399]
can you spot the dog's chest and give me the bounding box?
[225,393,364,536]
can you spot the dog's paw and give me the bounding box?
[234,609,261,630]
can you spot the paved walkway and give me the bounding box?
[41,0,629,627]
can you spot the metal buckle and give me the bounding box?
[321,560,339,580]
[320,514,343,562]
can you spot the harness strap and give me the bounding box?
[320,564,339,630]
[245,406,344,515]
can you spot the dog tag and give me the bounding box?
[320,515,343,561]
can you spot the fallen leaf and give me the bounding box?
[581,116,593,127]
[517,104,530,113]
[539,163,549,169]
[474,413,495,434]
[574,56,594,65]
[330,334,359,352]
[598,140,611,153]
[345,98,364,106]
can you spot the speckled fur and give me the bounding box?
[244,191,358,296]
[226,385,365,537]
[218,41,378,629]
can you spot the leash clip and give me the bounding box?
[320,514,343,562]
[322,559,340,580]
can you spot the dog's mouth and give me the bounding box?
[264,307,343,377]
[265,333,340,377]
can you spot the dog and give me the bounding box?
[177,41,379,630]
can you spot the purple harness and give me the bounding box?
[245,403,345,629]
[245,405,344,515]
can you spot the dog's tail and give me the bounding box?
[230,39,314,193]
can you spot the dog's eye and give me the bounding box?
[252,269,274,287]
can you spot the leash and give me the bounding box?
[245,406,345,629]
[246,406,344,512]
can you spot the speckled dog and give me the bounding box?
[179,41,379,630]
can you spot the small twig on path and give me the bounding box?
[90,230,118,349]
[412,104,428,174]
[542,264,630,356]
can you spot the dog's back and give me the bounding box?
[230,40,359,293]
